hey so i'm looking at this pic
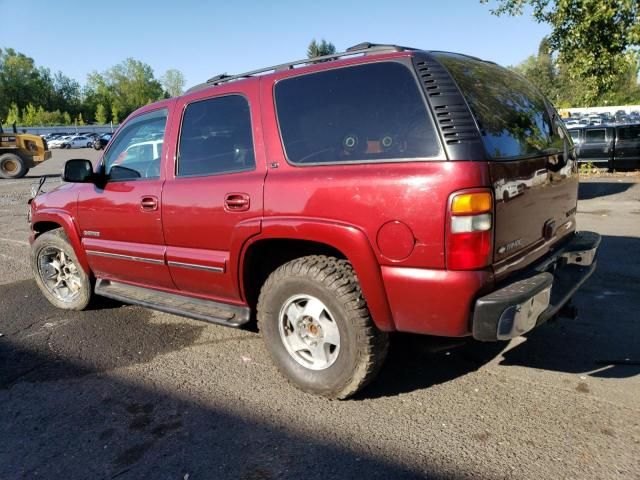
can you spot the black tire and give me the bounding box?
[257,255,389,399]
[31,228,93,310]
[86,142,92,148]
[0,153,28,179]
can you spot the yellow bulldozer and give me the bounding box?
[0,123,51,179]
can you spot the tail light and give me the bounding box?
[446,190,493,270]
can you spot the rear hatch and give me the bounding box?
[433,53,578,279]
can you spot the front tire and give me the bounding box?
[0,153,28,179]
[257,255,388,399]
[31,228,92,310]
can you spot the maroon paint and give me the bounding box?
[29,50,548,338]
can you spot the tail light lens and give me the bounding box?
[446,190,493,270]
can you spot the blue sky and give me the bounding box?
[2,0,550,88]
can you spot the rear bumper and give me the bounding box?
[472,231,601,341]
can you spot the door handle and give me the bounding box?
[224,193,250,212]
[140,195,158,211]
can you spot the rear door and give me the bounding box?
[614,124,640,169]
[161,80,266,303]
[433,53,579,279]
[577,127,612,167]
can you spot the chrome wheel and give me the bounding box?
[278,294,340,370]
[37,246,83,303]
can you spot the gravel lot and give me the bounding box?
[0,149,638,479]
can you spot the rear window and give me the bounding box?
[275,62,441,165]
[434,53,563,160]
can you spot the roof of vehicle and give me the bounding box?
[184,42,495,95]
[124,42,501,127]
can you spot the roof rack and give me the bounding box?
[186,42,415,93]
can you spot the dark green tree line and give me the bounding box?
[1,47,184,126]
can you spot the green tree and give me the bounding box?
[307,39,337,58]
[22,103,37,126]
[111,105,120,124]
[161,69,186,97]
[77,113,85,126]
[482,0,640,104]
[95,103,108,124]
[511,37,640,107]
[0,48,41,120]
[63,111,72,125]
[5,103,20,125]
[106,58,164,118]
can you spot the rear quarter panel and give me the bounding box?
[259,74,491,270]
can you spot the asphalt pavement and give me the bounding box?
[0,149,638,479]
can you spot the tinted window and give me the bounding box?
[178,95,255,177]
[617,125,640,141]
[569,130,581,142]
[434,53,563,159]
[585,129,606,143]
[275,62,440,165]
[104,108,167,181]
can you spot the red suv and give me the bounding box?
[29,43,600,399]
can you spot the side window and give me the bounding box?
[569,130,581,143]
[103,108,167,181]
[617,126,640,141]
[584,129,606,143]
[178,95,255,177]
[275,62,440,165]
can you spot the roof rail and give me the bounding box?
[186,42,415,93]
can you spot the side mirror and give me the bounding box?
[62,159,94,183]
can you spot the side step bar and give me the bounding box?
[95,279,250,327]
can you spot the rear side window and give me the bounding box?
[275,62,441,165]
[617,125,640,140]
[434,53,563,160]
[585,129,606,143]
[178,95,255,177]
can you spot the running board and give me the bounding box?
[95,279,250,327]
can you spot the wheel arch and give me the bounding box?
[31,210,91,274]
[240,218,395,331]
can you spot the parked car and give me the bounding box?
[563,119,580,129]
[28,43,600,399]
[60,135,94,149]
[47,135,74,148]
[77,132,99,139]
[571,124,640,169]
[93,133,112,150]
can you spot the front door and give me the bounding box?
[76,107,175,288]
[161,82,266,303]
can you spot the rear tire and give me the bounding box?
[31,228,93,310]
[257,255,389,399]
[0,153,28,179]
